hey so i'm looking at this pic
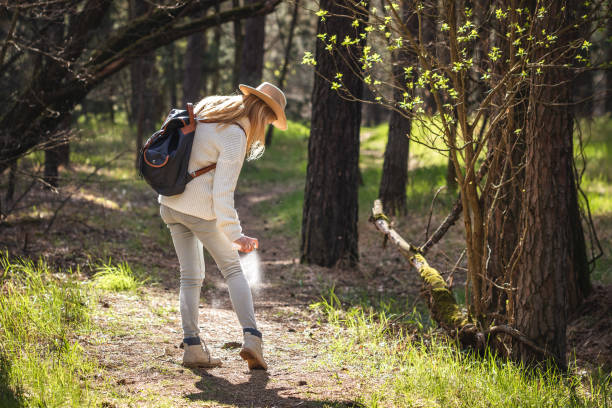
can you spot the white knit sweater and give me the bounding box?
[159,117,249,242]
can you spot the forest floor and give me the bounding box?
[1,176,438,407]
[1,117,611,407]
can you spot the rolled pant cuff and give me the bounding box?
[183,336,201,345]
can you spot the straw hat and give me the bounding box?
[239,82,288,130]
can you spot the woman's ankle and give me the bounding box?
[183,336,201,345]
[243,328,262,338]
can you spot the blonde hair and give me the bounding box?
[194,94,276,160]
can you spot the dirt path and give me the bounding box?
[84,191,377,408]
[88,285,362,408]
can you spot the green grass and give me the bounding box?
[577,115,612,284]
[0,253,98,407]
[0,252,159,407]
[310,286,611,408]
[93,259,146,292]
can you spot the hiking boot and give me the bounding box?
[239,331,268,370]
[182,339,222,368]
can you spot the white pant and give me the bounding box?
[160,205,257,338]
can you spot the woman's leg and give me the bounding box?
[160,206,206,339]
[189,221,258,331]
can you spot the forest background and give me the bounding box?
[0,0,611,407]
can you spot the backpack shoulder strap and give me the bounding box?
[188,104,217,180]
[181,103,196,134]
[189,163,216,180]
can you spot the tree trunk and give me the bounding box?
[183,17,208,104]
[209,0,222,94]
[232,0,244,89]
[378,2,414,216]
[266,0,300,146]
[5,160,17,203]
[573,4,593,118]
[484,103,526,324]
[606,4,612,113]
[129,0,156,166]
[512,1,587,368]
[165,43,178,107]
[446,153,457,192]
[301,0,365,267]
[41,11,66,188]
[238,0,266,86]
[44,147,60,188]
[379,112,410,216]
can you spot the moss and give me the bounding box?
[412,254,468,329]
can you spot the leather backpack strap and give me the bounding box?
[189,163,216,180]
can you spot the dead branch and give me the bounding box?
[371,199,467,330]
[44,150,125,234]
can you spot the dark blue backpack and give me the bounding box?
[138,103,216,196]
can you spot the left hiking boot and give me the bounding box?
[182,340,222,368]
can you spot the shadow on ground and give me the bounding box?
[185,368,364,408]
[0,353,24,408]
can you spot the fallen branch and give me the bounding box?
[371,199,467,330]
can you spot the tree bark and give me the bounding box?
[209,0,222,94]
[378,2,415,216]
[183,17,208,104]
[606,4,612,113]
[129,0,156,166]
[232,0,244,89]
[445,123,458,192]
[238,0,266,86]
[301,0,365,267]
[265,0,300,146]
[484,104,526,324]
[165,43,178,107]
[512,1,587,368]
[379,109,410,216]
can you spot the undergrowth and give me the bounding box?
[0,252,97,407]
[93,259,146,292]
[310,286,611,408]
[0,252,150,407]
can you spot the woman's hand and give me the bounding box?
[233,235,259,253]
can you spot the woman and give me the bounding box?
[159,82,287,370]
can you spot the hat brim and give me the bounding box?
[239,84,288,131]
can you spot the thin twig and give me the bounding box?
[446,249,465,288]
[0,9,19,66]
[485,325,559,363]
[424,185,446,243]
[44,151,125,234]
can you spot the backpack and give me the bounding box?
[138,103,216,196]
